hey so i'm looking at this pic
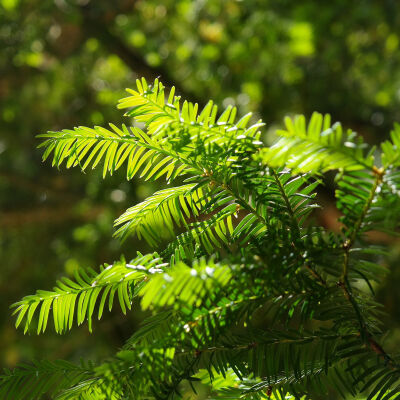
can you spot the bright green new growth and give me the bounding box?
[3,77,400,399]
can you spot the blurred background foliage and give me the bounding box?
[2,0,400,386]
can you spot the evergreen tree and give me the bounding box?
[2,78,400,399]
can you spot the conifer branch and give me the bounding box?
[271,169,326,286]
[337,165,395,372]
[341,167,385,280]
[4,78,400,399]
